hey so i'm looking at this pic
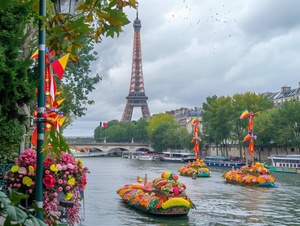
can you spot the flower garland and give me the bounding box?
[5,149,89,225]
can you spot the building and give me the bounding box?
[266,82,300,107]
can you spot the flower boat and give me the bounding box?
[222,162,276,187]
[178,159,211,177]
[117,172,195,216]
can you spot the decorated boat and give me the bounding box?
[177,119,211,178]
[178,159,211,177]
[117,172,195,216]
[222,110,275,187]
[222,162,276,187]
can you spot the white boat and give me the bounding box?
[122,151,142,159]
[71,148,107,158]
[137,154,162,161]
[160,150,196,163]
[267,155,300,174]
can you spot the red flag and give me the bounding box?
[51,53,70,79]
[242,134,251,142]
[31,127,37,148]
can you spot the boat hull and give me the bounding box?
[224,179,275,187]
[125,200,190,216]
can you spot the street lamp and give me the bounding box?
[36,0,77,220]
[52,0,78,15]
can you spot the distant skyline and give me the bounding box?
[64,0,300,137]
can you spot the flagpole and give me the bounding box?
[36,0,46,220]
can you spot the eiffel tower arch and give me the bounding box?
[121,11,150,122]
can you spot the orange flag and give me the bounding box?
[51,53,70,79]
[31,127,37,148]
[248,139,254,153]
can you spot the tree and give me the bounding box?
[0,2,36,124]
[150,123,175,152]
[146,113,177,138]
[0,0,138,157]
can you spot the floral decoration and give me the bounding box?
[222,162,276,186]
[5,149,89,226]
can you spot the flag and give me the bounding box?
[248,116,253,132]
[240,109,250,119]
[30,49,39,59]
[100,122,107,128]
[31,127,37,148]
[242,134,251,142]
[51,53,70,79]
[248,139,254,153]
[49,67,57,103]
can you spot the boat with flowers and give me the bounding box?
[117,172,195,216]
[178,159,211,177]
[222,162,276,187]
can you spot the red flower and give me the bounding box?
[43,174,56,188]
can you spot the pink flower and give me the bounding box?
[58,179,63,184]
[18,167,27,174]
[67,163,74,169]
[58,186,63,192]
[66,186,70,191]
[56,164,62,171]
[43,174,56,188]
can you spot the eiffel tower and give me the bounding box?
[121,11,150,122]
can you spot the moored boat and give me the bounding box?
[178,159,211,177]
[267,155,300,174]
[203,155,246,168]
[222,162,276,187]
[137,153,162,161]
[160,150,196,163]
[117,172,195,216]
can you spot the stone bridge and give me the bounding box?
[68,142,154,153]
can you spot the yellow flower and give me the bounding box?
[28,165,35,173]
[77,158,83,167]
[50,164,59,172]
[22,176,32,187]
[11,165,19,173]
[68,177,75,186]
[65,192,73,201]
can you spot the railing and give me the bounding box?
[0,164,14,194]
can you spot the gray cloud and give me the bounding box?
[64,0,300,136]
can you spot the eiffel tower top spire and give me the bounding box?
[133,8,141,30]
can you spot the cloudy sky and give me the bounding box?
[64,0,300,137]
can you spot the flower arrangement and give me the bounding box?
[117,172,193,215]
[4,149,89,225]
[222,162,276,186]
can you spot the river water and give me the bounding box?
[78,157,300,226]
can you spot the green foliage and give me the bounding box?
[0,117,24,164]
[202,92,274,156]
[146,113,177,138]
[0,2,36,124]
[42,127,71,159]
[0,189,47,226]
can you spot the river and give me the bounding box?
[78,157,300,226]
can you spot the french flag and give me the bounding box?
[100,122,107,128]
